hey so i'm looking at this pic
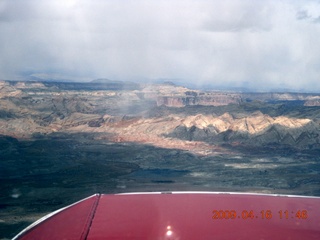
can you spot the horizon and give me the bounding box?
[2,77,320,94]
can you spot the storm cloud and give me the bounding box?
[1,0,320,91]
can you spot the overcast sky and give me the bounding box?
[1,0,320,91]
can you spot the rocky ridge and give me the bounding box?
[1,80,320,153]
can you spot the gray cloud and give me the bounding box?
[296,9,320,23]
[296,10,311,20]
[313,16,320,23]
[202,1,273,32]
[1,0,320,92]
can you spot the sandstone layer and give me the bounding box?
[1,80,320,153]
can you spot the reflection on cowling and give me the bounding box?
[164,225,180,239]
[166,225,173,237]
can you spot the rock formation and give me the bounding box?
[1,80,320,153]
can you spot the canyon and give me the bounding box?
[1,79,320,151]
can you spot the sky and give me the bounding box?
[1,0,320,91]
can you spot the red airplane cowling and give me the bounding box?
[13,192,320,240]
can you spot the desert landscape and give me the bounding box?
[1,79,320,238]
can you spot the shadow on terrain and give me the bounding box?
[1,132,320,238]
[147,102,320,119]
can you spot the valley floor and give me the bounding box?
[1,133,319,239]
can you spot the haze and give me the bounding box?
[1,0,320,91]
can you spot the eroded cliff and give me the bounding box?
[1,80,320,153]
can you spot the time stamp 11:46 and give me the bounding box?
[212,210,308,220]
